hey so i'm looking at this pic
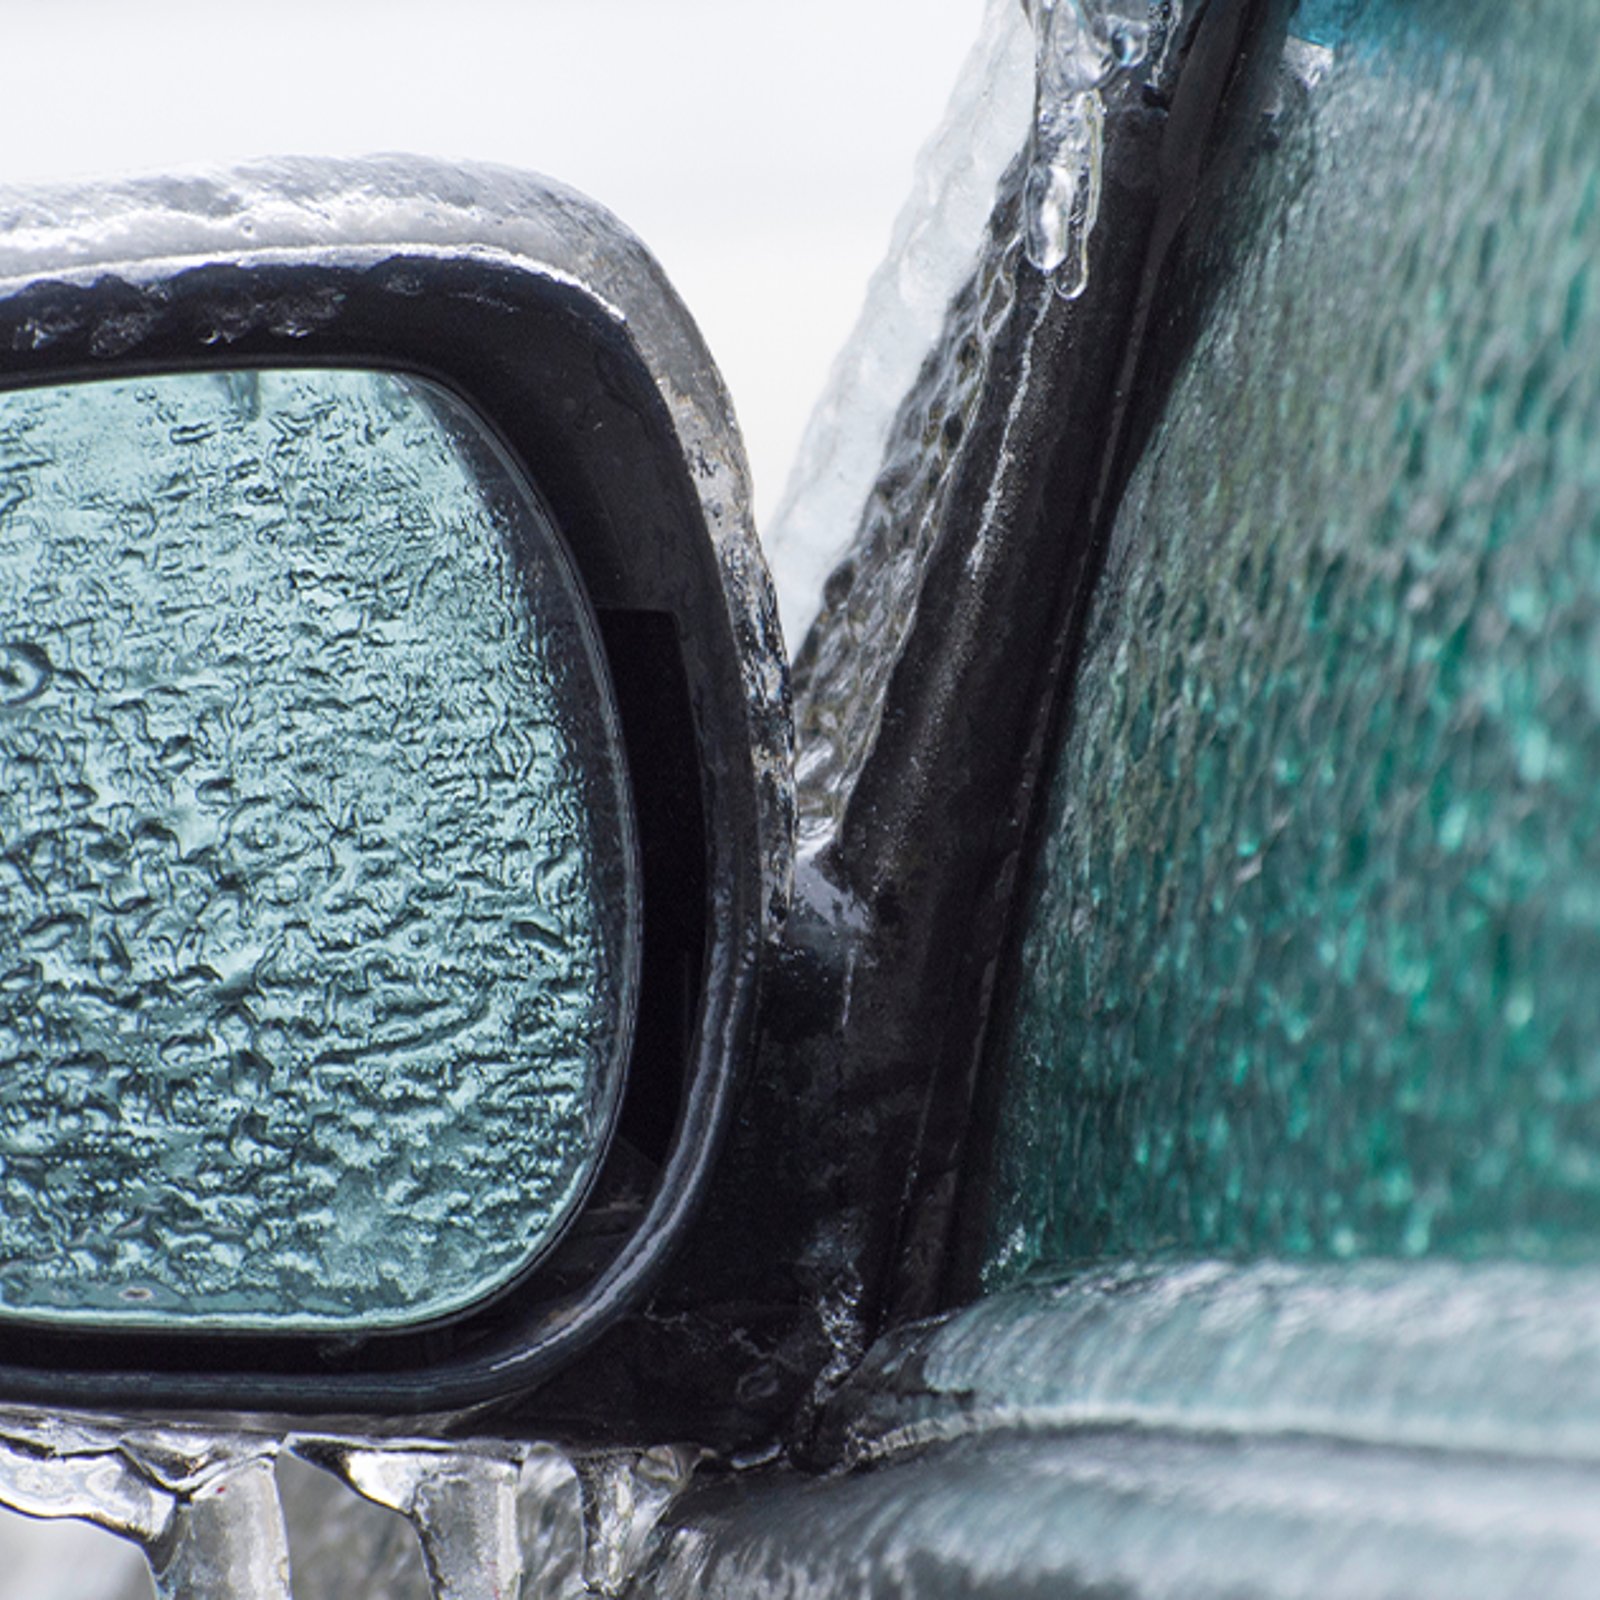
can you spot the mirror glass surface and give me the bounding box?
[0,367,636,1331]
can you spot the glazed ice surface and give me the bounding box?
[0,368,635,1329]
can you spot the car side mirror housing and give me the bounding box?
[0,156,793,1413]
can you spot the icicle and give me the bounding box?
[295,1439,525,1600]
[0,1412,289,1600]
[571,1447,700,1598]
[0,1413,703,1599]
[1023,0,1150,299]
[511,1449,587,1600]
[135,1446,292,1600]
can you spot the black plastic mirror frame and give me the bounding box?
[0,157,792,1416]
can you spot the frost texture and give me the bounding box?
[0,368,634,1329]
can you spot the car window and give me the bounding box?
[984,0,1600,1283]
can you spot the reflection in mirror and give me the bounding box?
[0,368,636,1332]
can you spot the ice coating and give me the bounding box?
[0,368,635,1331]
[986,0,1600,1282]
[0,154,794,938]
[789,181,1033,851]
[766,0,1160,644]
[785,2,1172,845]
[820,1263,1600,1468]
[1023,0,1150,298]
[0,152,785,1598]
[633,1428,1600,1600]
[0,1414,289,1600]
[764,0,1035,644]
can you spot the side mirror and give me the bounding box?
[0,156,793,1412]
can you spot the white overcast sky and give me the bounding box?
[1,0,984,532]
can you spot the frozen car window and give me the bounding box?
[986,0,1600,1280]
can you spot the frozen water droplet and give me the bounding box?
[1024,95,1105,299]
[0,640,50,707]
[1108,19,1150,67]
[573,1447,700,1598]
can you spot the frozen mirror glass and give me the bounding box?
[0,367,637,1331]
